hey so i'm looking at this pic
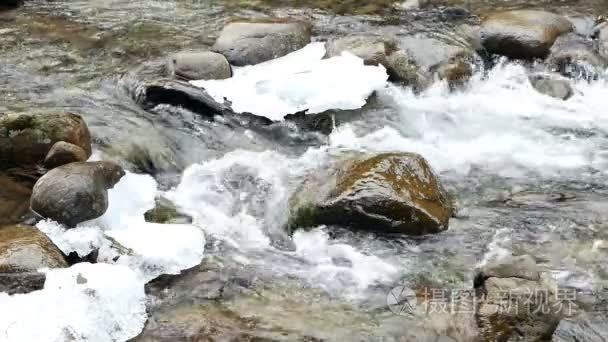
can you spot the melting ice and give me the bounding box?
[191,42,389,121]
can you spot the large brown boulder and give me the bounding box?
[0,224,67,272]
[0,224,67,294]
[290,152,452,235]
[0,112,92,168]
[0,173,32,225]
[480,10,573,59]
[475,255,576,341]
[212,20,311,66]
[167,51,232,81]
[30,161,125,227]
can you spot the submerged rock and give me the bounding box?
[475,255,576,342]
[131,78,231,117]
[0,224,67,272]
[30,161,125,227]
[0,112,92,168]
[529,74,573,100]
[480,10,573,59]
[43,141,88,169]
[167,51,232,81]
[290,152,452,235]
[546,33,606,80]
[212,20,311,66]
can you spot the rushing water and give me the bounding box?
[2,0,608,341]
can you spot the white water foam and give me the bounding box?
[191,42,389,121]
[169,149,400,295]
[330,62,608,178]
[0,263,147,342]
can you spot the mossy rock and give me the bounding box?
[144,197,192,224]
[0,112,91,169]
[289,152,452,235]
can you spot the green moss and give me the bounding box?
[287,203,320,234]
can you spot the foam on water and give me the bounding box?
[168,148,402,295]
[191,42,389,121]
[330,62,608,178]
[0,263,147,342]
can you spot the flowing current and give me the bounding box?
[1,1,608,341]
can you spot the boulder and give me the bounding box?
[0,173,32,225]
[0,112,91,168]
[324,35,398,66]
[290,152,452,235]
[475,255,576,341]
[529,74,573,100]
[546,33,606,79]
[212,20,311,66]
[324,35,426,86]
[0,224,67,272]
[480,10,573,59]
[30,161,125,227]
[167,51,232,81]
[397,33,478,88]
[43,141,88,169]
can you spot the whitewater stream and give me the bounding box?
[1,0,608,341]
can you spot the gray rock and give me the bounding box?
[324,35,398,66]
[529,74,573,100]
[290,152,452,235]
[212,20,311,66]
[167,51,231,81]
[131,78,232,117]
[0,224,67,272]
[476,255,540,284]
[0,272,45,295]
[30,161,125,227]
[475,255,576,342]
[385,49,425,87]
[44,141,88,169]
[481,10,573,59]
[552,314,608,342]
[546,33,606,79]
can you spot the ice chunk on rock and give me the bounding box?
[191,42,388,121]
